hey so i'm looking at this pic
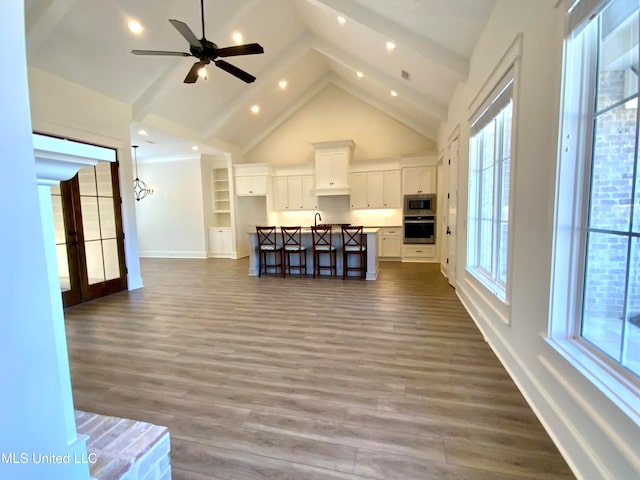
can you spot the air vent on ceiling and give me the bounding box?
[401,70,411,81]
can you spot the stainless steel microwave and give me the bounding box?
[404,194,436,216]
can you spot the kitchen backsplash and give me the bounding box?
[271,195,402,227]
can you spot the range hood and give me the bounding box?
[313,140,355,197]
[315,187,350,196]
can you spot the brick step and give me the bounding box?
[75,411,170,480]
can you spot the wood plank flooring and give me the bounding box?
[64,258,575,480]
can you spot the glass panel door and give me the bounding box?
[52,159,127,307]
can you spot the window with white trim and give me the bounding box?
[467,69,515,302]
[551,0,640,423]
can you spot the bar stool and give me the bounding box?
[281,226,307,277]
[310,225,337,278]
[256,226,282,277]
[341,225,366,280]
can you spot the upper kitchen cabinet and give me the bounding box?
[234,163,271,196]
[274,175,317,210]
[312,140,354,196]
[350,170,400,209]
[402,166,436,195]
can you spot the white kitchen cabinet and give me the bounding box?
[209,227,233,257]
[273,176,288,210]
[402,166,436,194]
[349,172,368,209]
[380,227,402,258]
[301,175,317,210]
[403,244,436,262]
[235,175,267,196]
[274,175,317,210]
[350,170,400,209]
[313,140,354,195]
[383,170,401,208]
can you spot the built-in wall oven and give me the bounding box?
[403,194,436,244]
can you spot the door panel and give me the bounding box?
[54,160,127,307]
[447,137,459,287]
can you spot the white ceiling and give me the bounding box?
[24,0,496,160]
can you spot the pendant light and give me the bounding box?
[132,145,152,201]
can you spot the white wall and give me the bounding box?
[0,3,88,478]
[439,1,640,478]
[245,84,436,166]
[27,67,143,289]
[136,156,207,258]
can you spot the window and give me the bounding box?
[467,69,515,302]
[550,0,640,424]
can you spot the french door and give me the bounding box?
[51,160,127,307]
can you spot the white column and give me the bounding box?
[0,2,89,479]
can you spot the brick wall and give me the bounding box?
[583,70,639,322]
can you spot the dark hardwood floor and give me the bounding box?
[65,258,575,480]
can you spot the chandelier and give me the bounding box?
[132,145,152,201]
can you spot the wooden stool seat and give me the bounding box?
[342,226,366,280]
[281,226,307,277]
[311,225,337,278]
[256,226,282,276]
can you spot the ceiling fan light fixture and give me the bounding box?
[232,32,243,44]
[251,104,260,114]
[278,80,287,90]
[128,19,144,34]
[386,41,396,51]
[390,90,398,97]
[337,16,346,25]
[197,66,208,80]
[356,71,364,78]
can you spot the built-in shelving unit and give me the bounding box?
[212,167,231,227]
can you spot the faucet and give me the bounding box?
[314,212,322,227]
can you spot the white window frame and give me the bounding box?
[548,0,640,427]
[465,35,521,323]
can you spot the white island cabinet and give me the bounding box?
[247,227,379,280]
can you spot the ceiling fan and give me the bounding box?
[131,0,264,84]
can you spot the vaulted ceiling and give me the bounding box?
[24,0,496,159]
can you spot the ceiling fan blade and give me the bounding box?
[216,43,265,57]
[132,49,191,57]
[184,61,204,84]
[214,60,256,83]
[169,19,202,48]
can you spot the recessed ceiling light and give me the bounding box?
[337,16,346,24]
[137,129,148,136]
[232,32,243,44]
[386,41,396,51]
[251,104,260,114]
[391,90,398,97]
[278,80,287,90]
[197,67,208,80]
[128,19,143,34]
[192,145,199,151]
[356,71,364,78]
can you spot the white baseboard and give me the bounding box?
[139,251,207,259]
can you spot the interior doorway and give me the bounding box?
[445,132,459,288]
[51,153,127,307]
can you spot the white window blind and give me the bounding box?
[568,0,612,33]
[470,68,514,135]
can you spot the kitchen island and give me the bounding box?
[247,227,379,280]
